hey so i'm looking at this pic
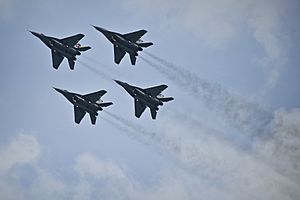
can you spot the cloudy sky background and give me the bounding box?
[1,0,300,199]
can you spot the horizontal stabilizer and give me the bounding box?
[98,102,113,107]
[160,97,174,102]
[138,42,153,48]
[78,46,91,52]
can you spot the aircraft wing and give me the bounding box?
[51,50,64,69]
[61,34,84,47]
[144,85,168,97]
[114,45,126,64]
[83,90,107,102]
[130,54,137,65]
[89,114,97,125]
[150,108,157,120]
[74,106,86,124]
[134,99,146,118]
[68,59,75,70]
[123,30,147,42]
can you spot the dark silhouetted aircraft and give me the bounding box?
[115,80,173,119]
[30,31,91,70]
[53,87,113,125]
[93,26,153,65]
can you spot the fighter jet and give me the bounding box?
[93,26,153,65]
[30,31,91,70]
[53,87,113,125]
[115,80,174,119]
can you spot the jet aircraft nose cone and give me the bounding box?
[53,87,64,94]
[29,31,41,38]
[92,25,107,33]
[114,80,123,86]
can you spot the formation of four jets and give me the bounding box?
[30,26,173,125]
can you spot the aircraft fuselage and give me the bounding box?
[48,39,80,60]
[133,88,162,110]
[72,95,101,116]
[112,35,142,56]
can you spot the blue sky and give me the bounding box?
[1,0,300,199]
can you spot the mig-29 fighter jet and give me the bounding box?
[30,31,91,70]
[92,26,153,65]
[114,80,173,119]
[53,87,113,125]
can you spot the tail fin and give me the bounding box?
[139,42,153,48]
[160,97,174,102]
[78,46,91,52]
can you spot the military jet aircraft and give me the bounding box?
[30,31,91,70]
[93,26,153,65]
[53,87,113,125]
[115,80,173,119]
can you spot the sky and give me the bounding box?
[0,0,300,199]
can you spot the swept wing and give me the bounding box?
[68,59,75,70]
[51,50,64,69]
[89,114,97,125]
[123,30,147,42]
[74,106,86,124]
[61,34,85,46]
[83,90,107,102]
[144,85,168,97]
[134,99,146,118]
[114,45,126,64]
[150,109,157,119]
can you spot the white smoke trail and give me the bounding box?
[77,60,114,82]
[81,55,124,77]
[141,52,272,137]
[103,110,197,167]
[103,111,166,148]
[81,55,111,69]
[102,115,154,147]
[103,110,236,176]
[103,109,300,200]
[101,113,235,199]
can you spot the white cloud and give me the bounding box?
[0,133,193,200]
[0,133,41,172]
[122,0,290,87]
[1,110,300,200]
[72,153,200,200]
[122,0,244,48]
[29,170,67,200]
[103,105,300,200]
[74,153,127,180]
[247,0,287,87]
[156,107,300,200]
